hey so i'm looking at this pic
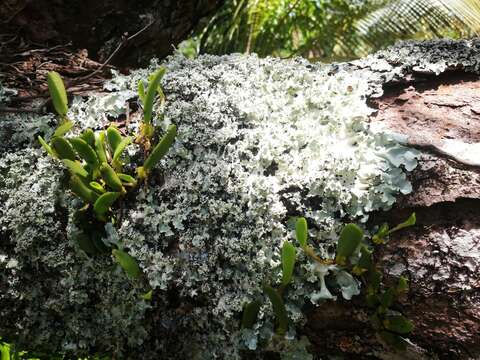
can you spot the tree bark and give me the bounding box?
[305,45,480,360]
[0,0,223,66]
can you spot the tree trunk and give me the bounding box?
[0,39,479,359]
[0,0,223,66]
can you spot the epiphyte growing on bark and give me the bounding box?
[38,71,176,278]
[243,214,416,354]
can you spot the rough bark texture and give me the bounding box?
[0,0,223,66]
[306,44,480,360]
[1,39,479,359]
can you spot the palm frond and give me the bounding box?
[355,0,471,54]
[197,0,480,61]
[437,0,480,32]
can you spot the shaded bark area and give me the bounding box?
[0,0,223,66]
[306,73,480,359]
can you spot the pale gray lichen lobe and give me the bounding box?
[8,39,479,357]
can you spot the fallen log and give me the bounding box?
[0,39,479,359]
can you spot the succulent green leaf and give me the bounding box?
[281,241,296,287]
[51,136,76,161]
[143,67,166,125]
[75,231,100,256]
[89,181,106,194]
[378,331,409,351]
[295,217,308,248]
[38,136,56,157]
[47,71,68,116]
[95,131,108,164]
[335,223,363,265]
[388,213,416,235]
[143,124,177,172]
[367,269,382,296]
[396,276,409,293]
[264,285,289,336]
[81,128,96,148]
[241,301,261,329]
[138,80,146,104]
[69,138,99,168]
[106,126,123,154]
[53,120,73,138]
[93,192,121,220]
[372,223,389,244]
[69,175,95,203]
[113,136,132,162]
[352,246,373,275]
[62,159,89,178]
[118,173,137,186]
[379,287,396,312]
[383,315,414,335]
[141,290,153,301]
[113,249,141,279]
[100,162,125,193]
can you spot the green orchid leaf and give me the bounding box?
[106,126,123,154]
[95,131,108,164]
[113,136,132,163]
[113,249,141,279]
[93,192,121,220]
[143,124,177,172]
[53,120,73,138]
[383,315,414,335]
[367,269,382,296]
[75,231,100,256]
[141,290,153,301]
[69,175,95,203]
[388,213,416,235]
[51,136,76,161]
[100,162,125,193]
[352,246,373,275]
[379,287,396,313]
[373,223,389,244]
[138,80,146,104]
[118,173,137,186]
[396,276,409,293]
[81,128,95,148]
[281,241,296,287]
[69,138,99,168]
[89,181,106,194]
[295,217,308,248]
[264,285,289,336]
[241,301,261,329]
[38,135,56,157]
[143,67,166,125]
[47,71,68,116]
[62,159,89,178]
[335,223,363,265]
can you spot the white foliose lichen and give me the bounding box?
[1,49,426,358]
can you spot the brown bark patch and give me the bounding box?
[371,73,480,144]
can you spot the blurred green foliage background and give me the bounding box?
[181,0,480,61]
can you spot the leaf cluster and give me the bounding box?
[241,212,416,352]
[38,71,177,279]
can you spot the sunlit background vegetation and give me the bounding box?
[2,0,480,359]
[180,0,480,61]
